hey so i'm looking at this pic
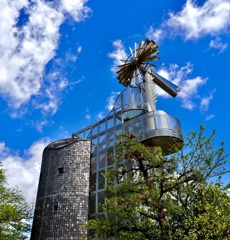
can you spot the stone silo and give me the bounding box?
[31,138,91,240]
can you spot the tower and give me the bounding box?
[30,139,91,239]
[31,39,184,239]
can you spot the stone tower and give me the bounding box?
[31,138,91,240]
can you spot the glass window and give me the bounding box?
[98,170,105,190]
[107,148,114,166]
[115,114,122,126]
[92,124,99,136]
[99,121,106,132]
[91,155,97,171]
[91,137,98,153]
[90,172,96,192]
[85,129,91,138]
[89,194,96,215]
[107,131,114,147]
[98,191,105,213]
[99,151,106,169]
[99,135,106,150]
[107,117,114,130]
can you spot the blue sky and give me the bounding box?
[0,0,230,203]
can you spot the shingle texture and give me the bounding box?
[31,139,91,240]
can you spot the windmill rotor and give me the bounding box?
[116,39,181,98]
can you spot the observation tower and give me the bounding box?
[31,39,184,240]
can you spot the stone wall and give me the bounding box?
[31,138,91,240]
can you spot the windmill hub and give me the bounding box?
[131,57,139,65]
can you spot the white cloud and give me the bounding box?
[179,77,207,110]
[97,112,104,120]
[60,0,91,21]
[77,45,82,53]
[167,0,230,40]
[209,37,228,53]
[108,40,127,74]
[205,114,215,120]
[146,26,164,44]
[34,119,54,133]
[85,114,91,120]
[84,108,91,120]
[0,138,50,203]
[146,0,230,43]
[0,0,90,115]
[106,92,120,111]
[200,89,216,112]
[156,63,209,110]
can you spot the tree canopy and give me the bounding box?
[0,162,32,240]
[85,125,230,240]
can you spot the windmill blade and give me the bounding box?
[116,39,181,96]
[137,40,159,63]
[139,40,145,49]
[150,70,181,97]
[117,63,136,86]
[134,42,138,58]
[129,47,133,55]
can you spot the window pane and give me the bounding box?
[98,170,105,190]
[91,156,97,171]
[100,121,106,132]
[98,191,105,213]
[89,194,96,215]
[90,172,96,192]
[107,117,114,129]
[99,135,106,150]
[107,148,114,166]
[99,151,106,169]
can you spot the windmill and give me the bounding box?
[117,39,181,112]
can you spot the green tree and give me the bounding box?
[85,126,230,239]
[0,162,32,240]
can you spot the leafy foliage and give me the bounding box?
[0,163,32,240]
[85,126,230,239]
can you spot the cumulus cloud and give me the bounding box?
[146,0,230,44]
[0,0,90,115]
[0,138,50,203]
[108,40,127,74]
[157,63,209,110]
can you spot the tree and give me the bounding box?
[0,162,32,240]
[85,125,230,239]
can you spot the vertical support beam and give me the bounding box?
[144,71,156,112]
